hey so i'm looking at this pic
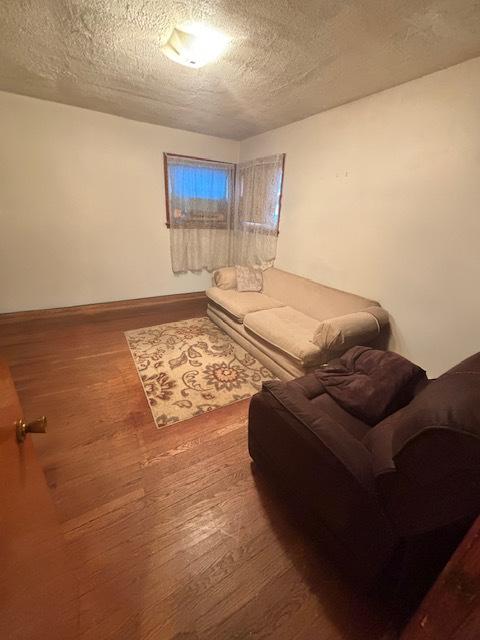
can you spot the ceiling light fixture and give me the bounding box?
[162,23,230,69]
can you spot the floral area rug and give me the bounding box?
[125,316,276,429]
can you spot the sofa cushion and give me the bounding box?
[243,306,325,367]
[262,268,379,321]
[206,287,284,323]
[208,304,307,378]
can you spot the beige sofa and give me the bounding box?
[206,267,389,380]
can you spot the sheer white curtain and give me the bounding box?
[167,153,284,273]
[231,154,284,267]
[167,154,234,273]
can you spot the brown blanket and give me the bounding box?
[315,346,427,425]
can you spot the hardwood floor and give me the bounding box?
[0,294,396,640]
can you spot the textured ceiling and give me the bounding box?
[0,1,479,139]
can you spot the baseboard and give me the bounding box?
[0,291,208,324]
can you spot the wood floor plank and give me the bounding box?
[0,296,395,640]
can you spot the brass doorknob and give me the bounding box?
[15,416,47,443]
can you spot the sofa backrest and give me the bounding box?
[367,352,480,536]
[261,267,379,321]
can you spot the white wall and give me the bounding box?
[0,91,239,312]
[240,57,480,376]
[2,59,479,375]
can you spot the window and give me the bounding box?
[166,152,285,273]
[235,155,285,234]
[164,153,235,229]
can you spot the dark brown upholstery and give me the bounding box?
[365,352,480,536]
[248,351,480,585]
[315,346,427,425]
[248,374,397,584]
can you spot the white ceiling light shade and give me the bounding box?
[162,23,230,69]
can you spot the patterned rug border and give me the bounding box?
[124,316,276,430]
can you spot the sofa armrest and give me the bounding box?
[312,307,389,355]
[366,412,480,536]
[212,266,237,289]
[260,378,376,491]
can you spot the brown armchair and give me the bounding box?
[248,351,480,586]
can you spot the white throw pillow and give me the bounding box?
[235,265,263,292]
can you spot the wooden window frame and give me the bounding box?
[276,153,286,236]
[164,152,285,235]
[163,153,236,229]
